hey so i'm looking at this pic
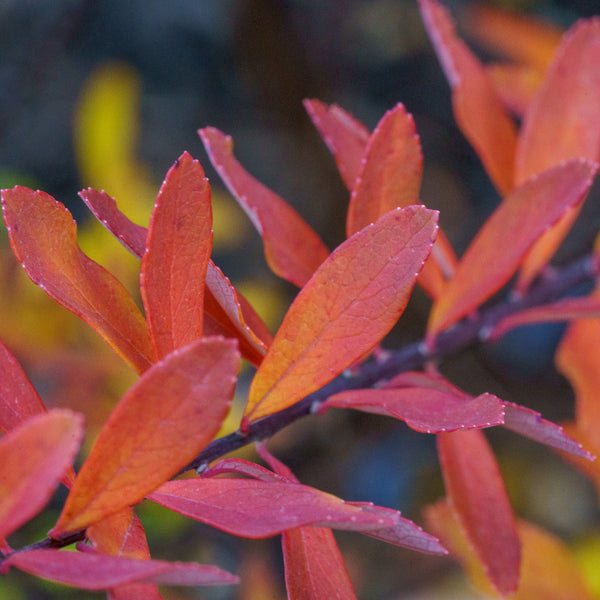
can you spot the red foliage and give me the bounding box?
[2,2,600,597]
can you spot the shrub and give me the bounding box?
[1,1,600,598]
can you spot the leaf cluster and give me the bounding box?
[1,1,600,598]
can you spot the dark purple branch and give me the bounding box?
[180,252,598,474]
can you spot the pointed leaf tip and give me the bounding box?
[346,103,422,237]
[245,206,438,423]
[303,98,370,191]
[199,126,330,287]
[78,188,148,258]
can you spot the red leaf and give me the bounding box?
[244,206,438,423]
[321,388,504,433]
[344,502,447,554]
[305,100,456,297]
[425,499,595,600]
[258,445,447,555]
[199,126,330,287]
[0,410,83,541]
[1,549,238,589]
[148,478,395,538]
[419,0,518,196]
[140,152,212,360]
[437,429,521,595]
[79,188,147,257]
[346,103,455,298]
[385,370,591,458]
[0,340,77,489]
[0,337,46,433]
[346,103,422,236]
[88,508,162,600]
[555,422,600,496]
[303,99,370,191]
[282,527,357,600]
[503,402,593,460]
[490,295,600,340]
[81,187,269,364]
[515,19,600,184]
[148,478,445,554]
[428,160,597,338]
[515,18,600,291]
[50,337,239,536]
[1,186,153,374]
[203,261,270,365]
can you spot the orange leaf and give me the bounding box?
[1,186,153,373]
[463,4,563,71]
[79,188,148,258]
[0,339,77,489]
[203,261,270,366]
[346,103,422,236]
[514,19,600,291]
[419,0,517,196]
[140,152,212,360]
[244,206,438,423]
[199,127,330,287]
[88,508,150,559]
[79,187,269,365]
[428,160,597,338]
[1,549,239,589]
[0,337,46,433]
[88,508,161,600]
[346,103,454,298]
[282,527,357,600]
[486,63,545,117]
[0,410,83,541]
[425,499,595,600]
[556,303,600,449]
[303,98,370,191]
[515,19,600,185]
[50,337,239,536]
[306,100,456,296]
[437,430,521,595]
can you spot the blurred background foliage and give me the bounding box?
[1,1,599,598]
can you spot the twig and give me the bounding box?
[180,252,597,473]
